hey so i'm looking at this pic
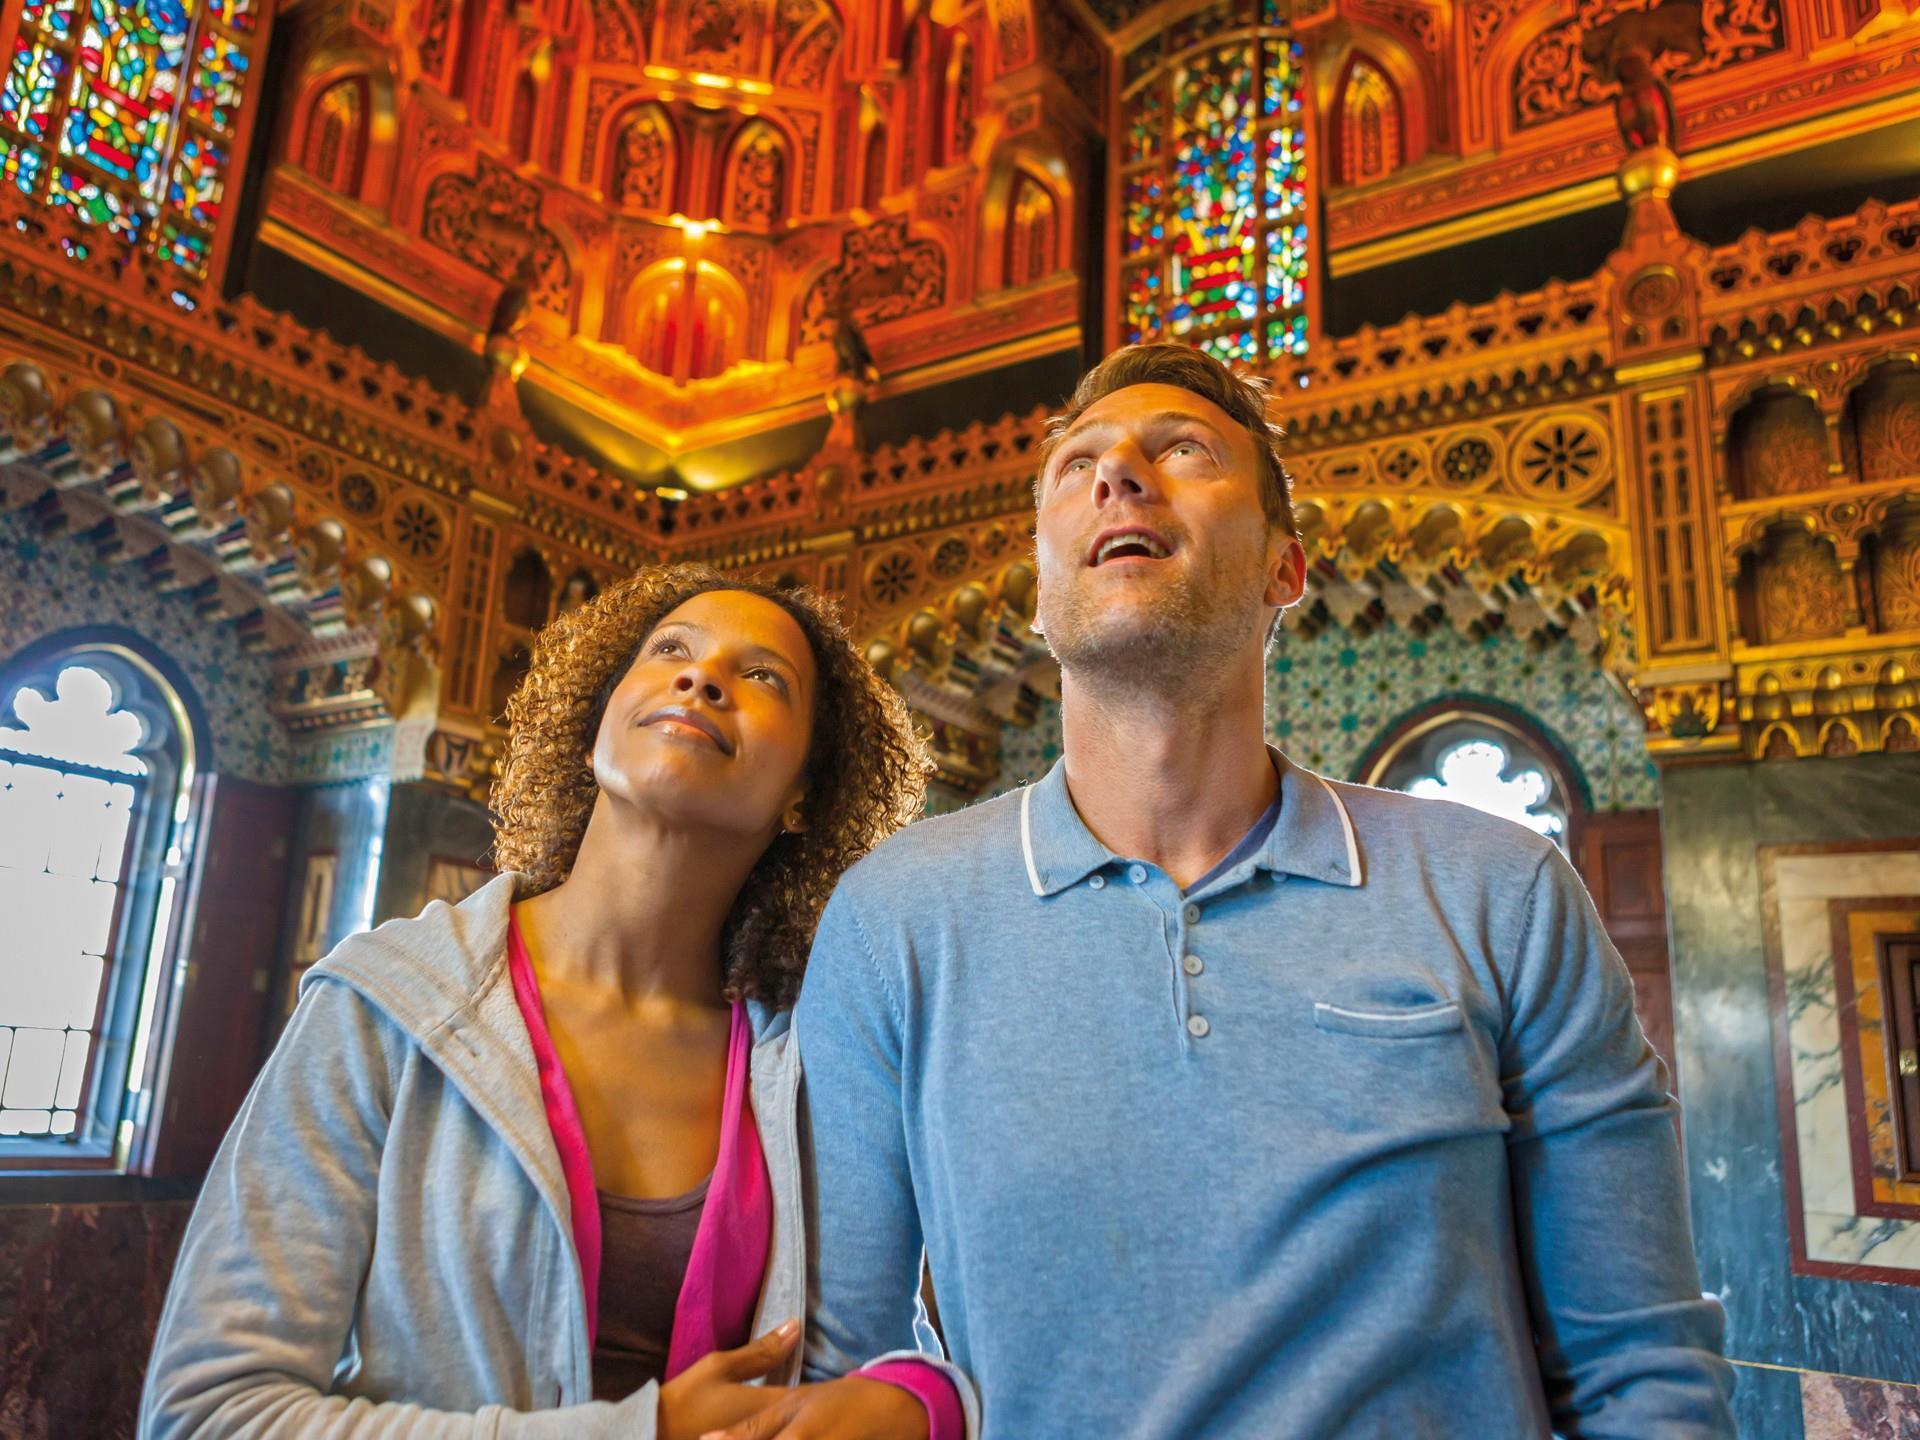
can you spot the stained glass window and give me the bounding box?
[0,0,260,279]
[1120,0,1309,365]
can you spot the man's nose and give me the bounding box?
[1093,441,1160,508]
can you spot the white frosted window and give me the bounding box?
[0,664,149,1140]
[1405,738,1563,838]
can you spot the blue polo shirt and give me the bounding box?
[794,752,1734,1438]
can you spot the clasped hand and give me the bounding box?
[656,1319,932,1440]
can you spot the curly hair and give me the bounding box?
[490,564,928,1008]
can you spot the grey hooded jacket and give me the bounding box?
[140,873,977,1439]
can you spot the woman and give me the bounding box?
[141,568,973,1440]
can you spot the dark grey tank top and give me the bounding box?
[590,1175,712,1401]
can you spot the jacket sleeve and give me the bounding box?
[792,889,982,1440]
[139,979,656,1440]
[1500,845,1735,1439]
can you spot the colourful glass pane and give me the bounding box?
[187,31,244,131]
[1265,312,1308,355]
[0,135,48,194]
[1167,43,1258,338]
[1126,82,1163,165]
[6,36,68,140]
[22,0,82,40]
[47,162,145,241]
[1200,328,1258,364]
[1123,264,1162,343]
[1264,222,1307,310]
[157,216,206,272]
[167,131,221,223]
[61,0,194,197]
[204,0,254,32]
[1262,125,1305,219]
[1263,40,1303,117]
[1123,169,1163,255]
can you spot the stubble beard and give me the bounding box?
[1038,547,1266,704]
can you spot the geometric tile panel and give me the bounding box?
[999,620,1659,811]
[0,510,292,784]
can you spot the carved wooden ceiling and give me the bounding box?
[1,0,1917,793]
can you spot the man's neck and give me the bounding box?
[1058,662,1279,890]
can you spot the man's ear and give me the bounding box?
[1263,533,1308,610]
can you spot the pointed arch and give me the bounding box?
[1004,166,1061,287]
[717,119,791,229]
[1318,28,1431,178]
[1333,53,1402,186]
[301,76,371,198]
[608,102,679,213]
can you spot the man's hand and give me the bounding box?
[657,1320,801,1440]
[698,1376,931,1440]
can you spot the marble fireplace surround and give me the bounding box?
[1761,842,1920,1286]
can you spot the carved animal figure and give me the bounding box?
[1578,0,1706,72]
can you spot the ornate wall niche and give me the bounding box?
[772,2,842,90]
[944,31,977,165]
[718,120,792,231]
[1850,361,1920,485]
[299,74,375,201]
[792,214,949,351]
[1871,502,1920,634]
[1333,53,1404,188]
[623,258,752,382]
[1730,386,1835,500]
[501,546,554,628]
[1003,167,1062,288]
[1749,524,1850,646]
[608,102,680,214]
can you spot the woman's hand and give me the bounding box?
[697,1376,931,1440]
[657,1320,802,1440]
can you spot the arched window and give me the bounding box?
[0,644,193,1161]
[1118,15,1309,363]
[1363,706,1578,846]
[1005,168,1060,288]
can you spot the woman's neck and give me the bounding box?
[515,796,766,1006]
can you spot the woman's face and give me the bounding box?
[591,589,818,841]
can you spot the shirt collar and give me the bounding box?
[1018,747,1365,898]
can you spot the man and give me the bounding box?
[723,343,1734,1437]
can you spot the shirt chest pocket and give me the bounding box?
[1303,999,1502,1142]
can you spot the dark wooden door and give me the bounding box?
[139,773,297,1176]
[1575,809,1678,1091]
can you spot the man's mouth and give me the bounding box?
[638,706,734,756]
[1088,526,1173,566]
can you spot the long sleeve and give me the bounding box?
[1500,846,1735,1438]
[793,888,980,1438]
[139,982,655,1440]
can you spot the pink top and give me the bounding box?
[506,913,962,1437]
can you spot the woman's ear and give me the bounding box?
[781,793,808,835]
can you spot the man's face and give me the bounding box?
[1033,382,1303,690]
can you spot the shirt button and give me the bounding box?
[1182,954,1203,976]
[1187,1015,1210,1038]
[1183,904,1201,924]
[1129,864,1148,885]
[1088,873,1106,890]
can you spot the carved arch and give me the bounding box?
[715,114,802,229]
[619,258,752,383]
[606,101,681,214]
[285,52,400,208]
[1317,24,1432,181]
[977,134,1077,292]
